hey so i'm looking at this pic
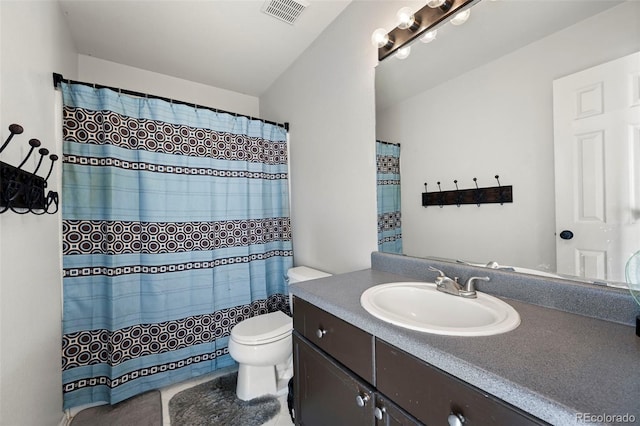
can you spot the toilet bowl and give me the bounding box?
[229,311,293,400]
[228,266,331,400]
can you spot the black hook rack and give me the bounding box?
[422,175,512,207]
[0,124,59,214]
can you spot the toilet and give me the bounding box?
[228,266,332,400]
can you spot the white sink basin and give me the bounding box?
[360,282,520,336]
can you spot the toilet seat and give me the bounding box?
[231,310,293,345]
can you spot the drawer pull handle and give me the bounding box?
[374,407,386,420]
[448,413,466,426]
[355,394,370,407]
[316,328,327,338]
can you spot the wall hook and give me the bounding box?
[423,182,428,208]
[495,174,505,205]
[32,148,49,176]
[421,174,513,207]
[473,177,483,206]
[16,139,41,170]
[0,124,59,215]
[0,124,24,154]
[43,154,58,186]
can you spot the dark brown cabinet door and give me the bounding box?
[376,339,547,426]
[374,394,423,426]
[294,333,375,426]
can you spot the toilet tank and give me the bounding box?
[287,266,331,284]
[287,266,331,312]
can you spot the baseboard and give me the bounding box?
[58,412,71,426]
[59,403,104,426]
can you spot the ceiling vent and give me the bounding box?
[262,0,309,25]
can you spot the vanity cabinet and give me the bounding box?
[294,334,419,426]
[293,297,548,426]
[376,340,544,425]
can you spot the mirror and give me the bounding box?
[375,1,640,286]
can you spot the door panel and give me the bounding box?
[553,51,640,282]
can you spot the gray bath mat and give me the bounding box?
[169,372,281,426]
[70,390,162,426]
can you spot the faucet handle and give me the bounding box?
[428,266,446,276]
[465,276,490,292]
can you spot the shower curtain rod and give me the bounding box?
[52,73,289,131]
[377,139,401,147]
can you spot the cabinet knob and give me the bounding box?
[374,406,386,420]
[355,394,370,407]
[316,328,327,338]
[448,413,466,426]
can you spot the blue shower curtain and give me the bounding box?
[376,140,402,254]
[60,83,292,408]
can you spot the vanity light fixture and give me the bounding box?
[371,28,394,49]
[450,9,471,25]
[395,46,411,60]
[372,0,480,61]
[419,30,438,44]
[426,0,451,9]
[396,7,420,31]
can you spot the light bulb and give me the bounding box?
[371,28,391,48]
[426,0,446,7]
[450,9,471,25]
[419,30,437,43]
[395,46,411,60]
[396,7,416,30]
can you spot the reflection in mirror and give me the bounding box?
[375,1,640,287]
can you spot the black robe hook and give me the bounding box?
[454,180,462,207]
[0,124,24,155]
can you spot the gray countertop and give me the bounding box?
[289,267,640,426]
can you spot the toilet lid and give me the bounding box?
[231,310,293,345]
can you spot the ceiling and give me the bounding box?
[58,0,351,97]
[58,0,628,104]
[375,0,626,112]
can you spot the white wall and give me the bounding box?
[377,2,640,271]
[0,1,78,425]
[78,55,260,118]
[260,2,402,274]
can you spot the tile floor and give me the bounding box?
[159,366,294,426]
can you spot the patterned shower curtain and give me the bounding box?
[60,83,292,408]
[376,140,402,254]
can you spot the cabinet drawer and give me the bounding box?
[376,339,547,426]
[293,297,374,384]
[294,334,375,426]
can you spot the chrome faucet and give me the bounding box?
[456,259,516,272]
[429,266,490,299]
[463,276,491,298]
[429,266,461,294]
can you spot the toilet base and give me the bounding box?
[235,364,289,401]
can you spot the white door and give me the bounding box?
[553,51,640,283]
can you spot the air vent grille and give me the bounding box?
[262,0,309,25]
